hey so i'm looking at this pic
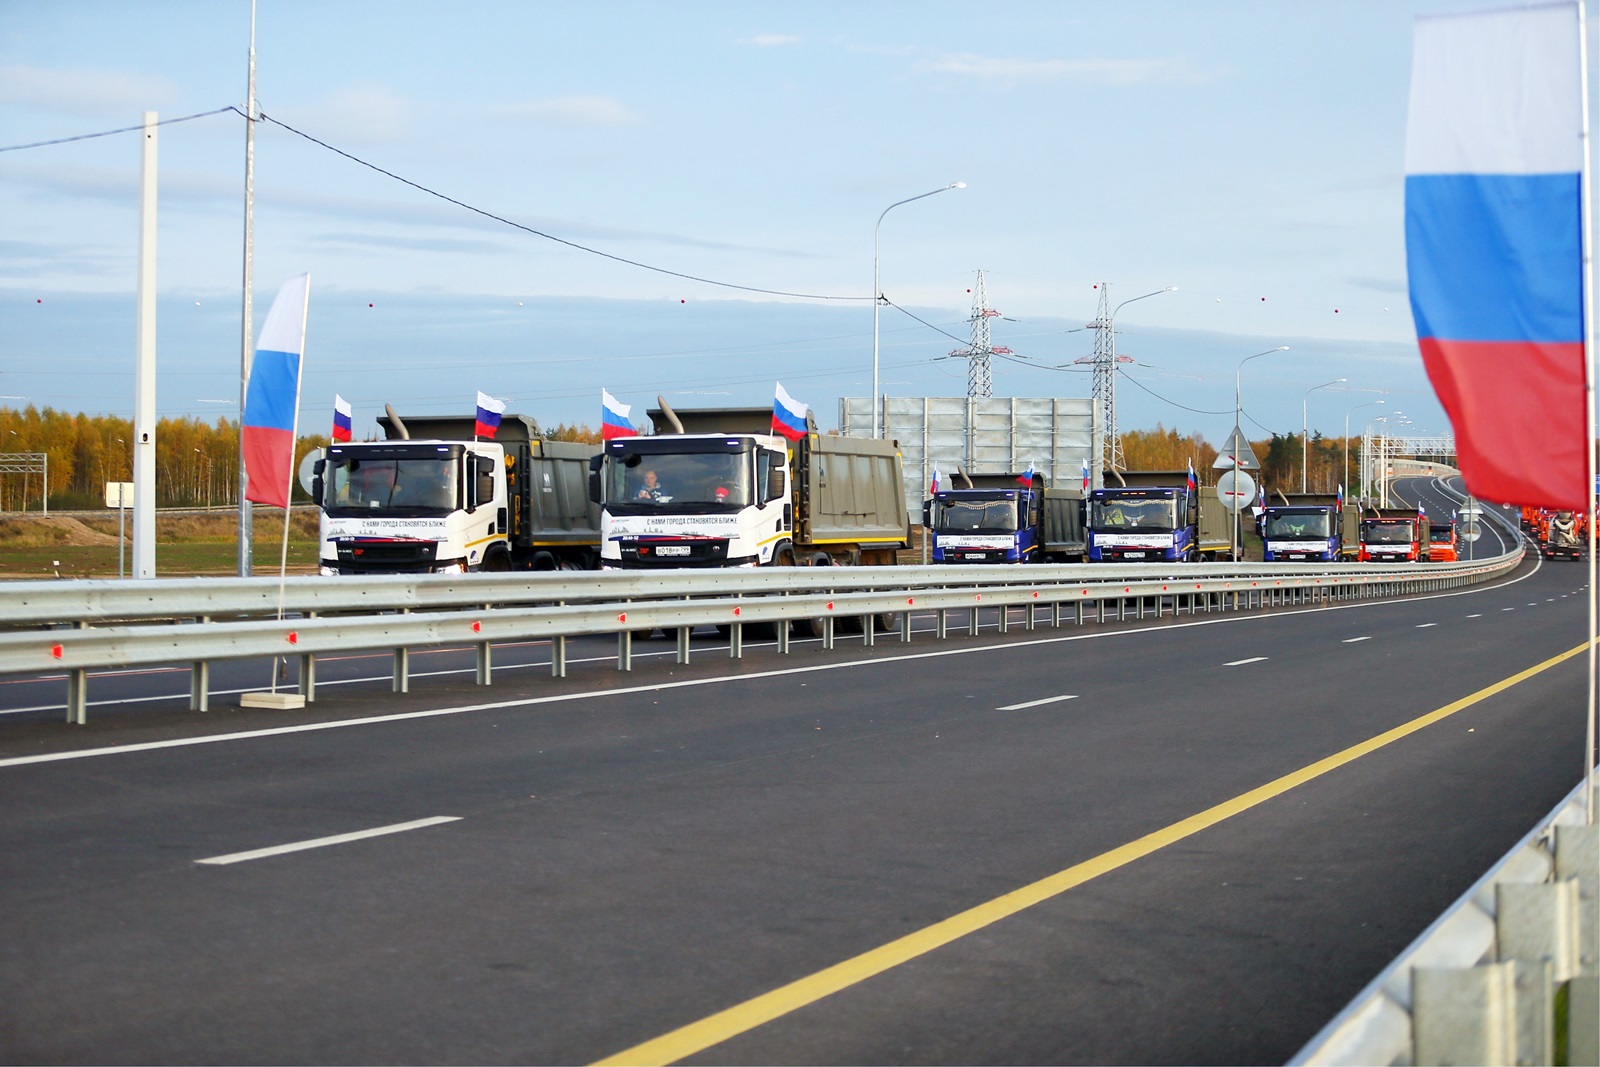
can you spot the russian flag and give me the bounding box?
[601,389,635,440]
[331,394,352,442]
[930,464,940,495]
[1080,457,1090,493]
[772,382,808,442]
[1405,3,1588,509]
[242,274,310,509]
[475,391,505,439]
[1186,460,1198,495]
[1016,459,1036,486]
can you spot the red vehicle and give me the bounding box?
[1428,521,1458,562]
[1358,507,1429,563]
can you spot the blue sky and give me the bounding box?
[2,1,1591,443]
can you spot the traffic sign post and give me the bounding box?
[1218,469,1257,562]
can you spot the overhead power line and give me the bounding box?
[0,107,239,153]
[253,110,872,303]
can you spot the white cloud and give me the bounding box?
[501,96,637,126]
[736,34,801,47]
[295,84,412,145]
[924,53,1207,86]
[0,64,175,116]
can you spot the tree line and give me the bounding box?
[0,405,603,511]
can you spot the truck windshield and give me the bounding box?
[1265,512,1332,538]
[1363,521,1414,543]
[1090,495,1176,531]
[935,497,1018,533]
[605,446,752,509]
[325,454,458,516]
[1430,525,1455,543]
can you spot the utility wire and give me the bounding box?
[253,109,871,303]
[0,107,239,153]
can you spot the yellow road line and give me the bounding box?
[594,639,1590,1066]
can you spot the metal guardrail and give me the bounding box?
[0,548,1522,724]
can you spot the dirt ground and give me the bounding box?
[0,508,320,580]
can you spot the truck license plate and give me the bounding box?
[1124,551,1145,559]
[655,545,691,557]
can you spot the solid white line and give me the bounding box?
[1224,657,1268,667]
[996,695,1079,711]
[1,558,1542,770]
[194,816,461,866]
[1343,636,1372,644]
[1416,623,1438,629]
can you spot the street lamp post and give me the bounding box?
[1232,346,1290,562]
[1302,378,1346,493]
[1100,286,1178,470]
[1344,399,1384,502]
[873,182,965,438]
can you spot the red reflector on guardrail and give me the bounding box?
[472,621,482,633]
[286,632,298,645]
[50,644,63,659]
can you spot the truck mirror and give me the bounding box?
[764,453,786,503]
[311,475,323,506]
[922,501,931,526]
[588,470,602,504]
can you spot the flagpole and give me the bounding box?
[1578,0,1597,825]
[236,0,257,578]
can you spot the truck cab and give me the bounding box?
[928,483,1040,564]
[1262,493,1342,562]
[1428,521,1459,562]
[1087,470,1199,562]
[1358,508,1429,563]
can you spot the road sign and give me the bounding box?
[1213,426,1261,471]
[1461,527,1482,543]
[297,448,324,497]
[104,481,133,508]
[1217,470,1257,512]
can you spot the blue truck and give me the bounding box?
[926,472,1086,564]
[1087,469,1200,563]
[1261,492,1346,562]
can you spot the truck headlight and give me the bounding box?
[435,561,466,574]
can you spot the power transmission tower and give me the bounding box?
[1085,282,1125,471]
[949,270,1011,399]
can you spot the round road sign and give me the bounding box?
[1216,470,1256,512]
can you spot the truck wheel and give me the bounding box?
[482,551,511,573]
[793,550,832,636]
[874,612,902,633]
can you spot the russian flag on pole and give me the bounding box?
[1186,460,1198,495]
[474,391,506,439]
[1080,457,1090,493]
[930,464,940,495]
[772,382,809,441]
[1016,459,1036,486]
[331,395,352,442]
[1405,2,1588,509]
[601,389,635,440]
[242,273,310,508]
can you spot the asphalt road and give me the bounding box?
[1,490,1590,1064]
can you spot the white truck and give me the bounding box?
[313,410,599,575]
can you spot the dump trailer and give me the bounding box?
[1357,506,1429,563]
[1197,495,1232,560]
[313,411,600,575]
[1262,492,1344,562]
[1087,469,1199,562]
[592,401,908,569]
[1541,511,1583,560]
[926,473,1085,564]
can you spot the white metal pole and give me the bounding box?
[132,111,158,580]
[1576,0,1597,824]
[237,0,257,576]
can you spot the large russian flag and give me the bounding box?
[772,382,809,442]
[1405,2,1588,509]
[242,274,310,509]
[601,389,636,440]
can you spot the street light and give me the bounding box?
[1302,378,1346,493]
[1100,285,1178,470]
[1232,346,1291,561]
[1344,398,1385,501]
[873,181,965,438]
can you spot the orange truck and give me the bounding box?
[1541,511,1584,561]
[1428,521,1458,562]
[1358,507,1429,563]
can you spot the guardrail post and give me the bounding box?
[475,641,491,686]
[968,605,980,635]
[899,610,912,643]
[66,668,86,725]
[823,615,835,650]
[996,605,1009,635]
[677,626,692,664]
[936,608,948,639]
[618,630,633,671]
[862,616,874,647]
[1024,598,1037,631]
[1555,823,1598,975]
[299,654,316,702]
[729,622,744,659]
[190,660,209,712]
[1413,962,1518,1065]
[393,647,410,693]
[551,635,567,678]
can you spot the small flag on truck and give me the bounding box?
[331,395,352,442]
[474,391,505,439]
[772,382,808,441]
[601,389,635,440]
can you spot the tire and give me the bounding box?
[481,550,512,573]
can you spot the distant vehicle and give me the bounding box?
[1087,469,1199,562]
[1358,507,1429,563]
[1261,492,1344,562]
[1428,521,1459,562]
[926,472,1086,564]
[1541,511,1584,561]
[313,411,599,575]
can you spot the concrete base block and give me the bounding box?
[1568,973,1598,1067]
[1414,961,1517,1066]
[239,691,306,709]
[1555,824,1598,977]
[1498,880,1582,982]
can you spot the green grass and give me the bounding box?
[0,510,320,580]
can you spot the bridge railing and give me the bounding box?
[0,544,1523,724]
